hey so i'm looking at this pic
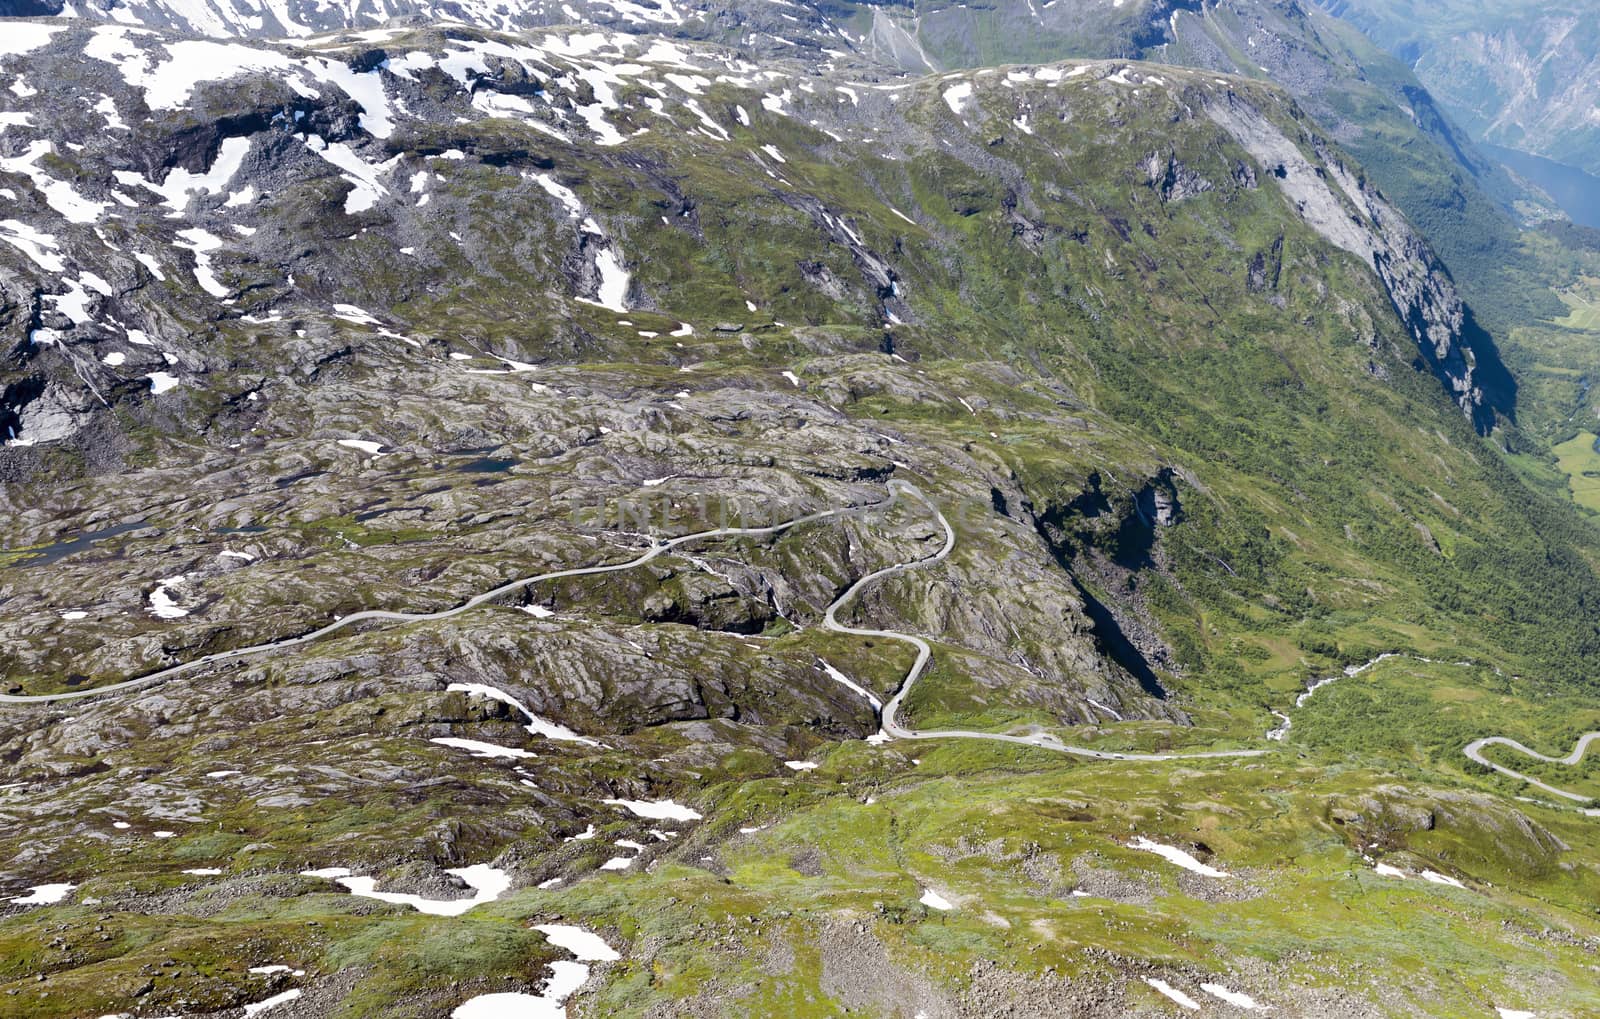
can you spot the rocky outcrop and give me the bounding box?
[1141,150,1214,203]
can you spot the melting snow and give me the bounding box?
[819,659,881,709]
[304,136,399,214]
[133,252,166,281]
[306,57,393,138]
[147,575,189,618]
[0,140,109,223]
[182,868,223,876]
[132,40,311,110]
[331,303,380,324]
[174,227,228,297]
[1145,978,1200,1010]
[242,989,303,1017]
[0,22,61,56]
[337,439,386,456]
[534,924,620,961]
[532,173,585,218]
[451,962,592,1019]
[145,371,182,395]
[1373,862,1406,879]
[918,888,953,910]
[447,682,600,746]
[599,856,633,871]
[299,867,352,879]
[0,219,65,271]
[1421,870,1465,888]
[1130,837,1230,878]
[431,737,537,760]
[603,798,702,821]
[588,247,630,311]
[137,136,250,210]
[784,760,818,771]
[1200,983,1265,1010]
[60,610,88,620]
[10,883,75,905]
[943,81,974,115]
[315,863,511,917]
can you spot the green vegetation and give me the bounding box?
[1552,431,1600,512]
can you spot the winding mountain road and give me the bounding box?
[1463,733,1600,804]
[0,478,1262,761]
[0,485,900,706]
[824,482,1264,762]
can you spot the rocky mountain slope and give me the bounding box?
[2,8,1600,1019]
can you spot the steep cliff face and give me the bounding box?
[1204,90,1483,424]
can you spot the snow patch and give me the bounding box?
[1130,837,1229,878]
[447,682,600,746]
[139,136,250,211]
[942,81,974,116]
[316,863,511,917]
[147,575,189,618]
[1200,983,1265,1010]
[243,989,303,1017]
[0,140,109,223]
[534,924,619,961]
[603,798,702,821]
[1145,978,1199,1011]
[918,888,953,910]
[0,219,65,272]
[145,369,183,393]
[173,227,228,298]
[0,22,61,57]
[431,737,537,760]
[10,883,75,905]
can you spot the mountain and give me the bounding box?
[1316,0,1600,178]
[2,9,1600,1019]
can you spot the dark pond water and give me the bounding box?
[457,457,518,474]
[4,520,148,569]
